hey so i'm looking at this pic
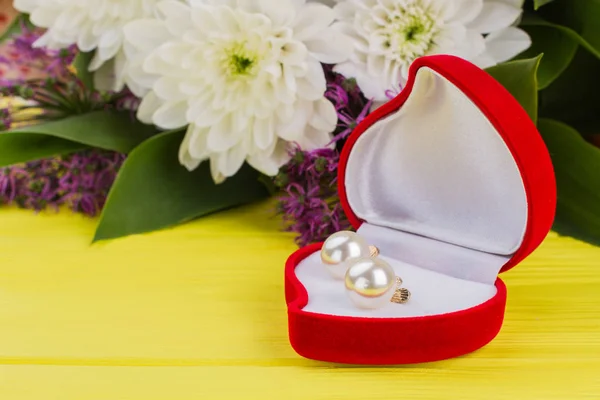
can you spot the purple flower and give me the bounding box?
[0,21,144,219]
[325,67,373,143]
[0,108,12,130]
[0,150,125,216]
[0,22,75,84]
[275,145,350,246]
[385,83,404,100]
[0,23,140,124]
[274,66,376,246]
[329,99,372,144]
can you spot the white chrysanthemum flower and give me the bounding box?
[332,0,531,101]
[124,0,351,183]
[13,0,166,91]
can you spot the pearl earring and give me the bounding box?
[320,231,379,279]
[344,257,411,310]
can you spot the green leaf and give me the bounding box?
[0,14,33,44]
[72,51,95,91]
[10,111,158,153]
[543,0,600,56]
[486,55,542,123]
[257,173,279,196]
[521,11,600,60]
[93,129,270,242]
[534,0,554,9]
[0,133,87,168]
[538,49,600,135]
[517,25,578,89]
[538,118,600,246]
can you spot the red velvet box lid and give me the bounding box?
[285,55,557,365]
[339,55,556,274]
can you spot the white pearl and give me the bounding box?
[345,257,396,310]
[320,231,371,279]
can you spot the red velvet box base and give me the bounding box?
[286,243,507,365]
[284,55,556,365]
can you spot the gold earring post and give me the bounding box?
[369,245,380,257]
[390,277,410,304]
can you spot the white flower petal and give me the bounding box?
[143,52,176,76]
[496,0,525,7]
[124,19,172,53]
[253,117,276,150]
[207,115,243,152]
[157,0,194,36]
[333,1,356,20]
[145,42,191,74]
[439,0,484,25]
[312,0,337,7]
[334,62,388,101]
[29,6,60,27]
[89,35,122,71]
[257,0,296,26]
[154,77,186,101]
[137,91,163,125]
[468,1,522,34]
[296,58,327,100]
[179,125,204,171]
[471,51,498,69]
[335,20,367,46]
[77,26,100,52]
[192,106,226,129]
[24,0,165,73]
[14,0,39,13]
[119,0,346,182]
[210,157,226,184]
[331,0,525,104]
[124,58,157,97]
[218,144,248,177]
[278,100,312,141]
[277,40,308,65]
[271,140,293,169]
[189,6,221,35]
[293,3,335,41]
[433,23,468,53]
[93,53,128,92]
[279,99,297,116]
[446,29,486,60]
[152,101,189,129]
[297,125,333,150]
[366,54,386,81]
[247,140,289,177]
[98,28,122,55]
[304,31,353,63]
[187,125,211,160]
[485,27,531,63]
[202,4,239,33]
[309,98,337,132]
[32,32,53,49]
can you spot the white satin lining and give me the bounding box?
[296,251,497,318]
[295,67,527,318]
[344,67,528,272]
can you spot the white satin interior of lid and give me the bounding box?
[345,67,528,262]
[295,251,497,318]
[357,223,509,284]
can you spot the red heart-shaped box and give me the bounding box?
[285,55,557,365]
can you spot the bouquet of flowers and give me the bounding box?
[0,0,598,247]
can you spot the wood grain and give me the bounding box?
[0,201,598,399]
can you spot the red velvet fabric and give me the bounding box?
[286,243,507,365]
[285,55,556,365]
[338,55,557,273]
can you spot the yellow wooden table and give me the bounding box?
[0,201,599,399]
